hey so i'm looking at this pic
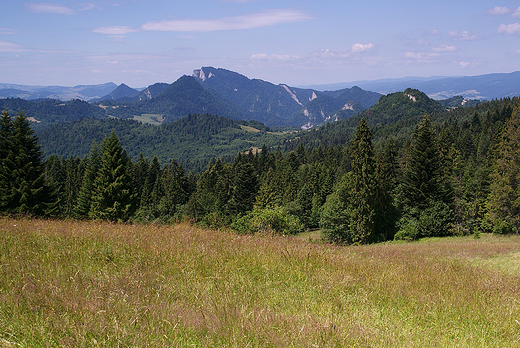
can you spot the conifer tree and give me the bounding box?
[75,143,101,218]
[158,159,193,219]
[90,133,136,222]
[139,155,161,217]
[0,110,15,212]
[486,103,520,233]
[348,118,377,243]
[0,111,57,215]
[398,115,454,238]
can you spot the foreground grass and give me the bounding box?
[1,218,519,347]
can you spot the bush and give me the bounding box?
[394,218,419,241]
[493,220,515,234]
[319,191,351,244]
[231,206,304,235]
[417,201,454,237]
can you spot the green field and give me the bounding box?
[1,218,519,347]
[133,114,165,125]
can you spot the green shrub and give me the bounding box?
[394,218,419,241]
[493,220,514,234]
[231,206,304,235]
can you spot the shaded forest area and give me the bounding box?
[1,94,519,244]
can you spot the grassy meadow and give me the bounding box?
[1,218,520,347]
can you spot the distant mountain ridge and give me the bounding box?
[191,67,381,128]
[305,71,520,100]
[0,82,117,101]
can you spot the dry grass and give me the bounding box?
[1,218,519,347]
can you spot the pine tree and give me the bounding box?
[486,103,520,233]
[0,111,57,215]
[75,143,101,218]
[90,133,136,222]
[158,159,193,219]
[348,118,377,244]
[0,110,15,212]
[398,115,454,238]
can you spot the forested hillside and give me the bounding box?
[1,89,519,244]
[36,114,298,172]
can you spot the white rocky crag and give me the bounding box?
[280,84,303,106]
[342,102,355,111]
[193,69,215,82]
[405,93,417,102]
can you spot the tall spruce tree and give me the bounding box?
[0,111,57,215]
[89,132,136,222]
[0,110,15,212]
[75,143,101,218]
[486,103,520,233]
[398,115,454,238]
[348,118,377,244]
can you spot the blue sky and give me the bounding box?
[1,0,519,88]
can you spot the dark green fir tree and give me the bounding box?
[90,132,136,222]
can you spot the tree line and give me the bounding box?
[1,96,519,243]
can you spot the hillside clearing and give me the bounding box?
[1,218,519,347]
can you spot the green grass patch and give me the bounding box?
[133,114,164,125]
[239,125,261,133]
[1,218,520,347]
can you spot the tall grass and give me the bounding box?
[1,218,519,347]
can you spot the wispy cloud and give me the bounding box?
[140,9,311,32]
[93,26,140,36]
[487,6,520,17]
[498,23,520,35]
[432,44,456,52]
[487,6,510,15]
[0,40,28,52]
[448,30,479,41]
[309,43,375,60]
[404,51,440,62]
[250,53,301,61]
[26,3,76,15]
[26,2,96,15]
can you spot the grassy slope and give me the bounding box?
[1,218,519,347]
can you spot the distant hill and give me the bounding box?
[99,75,250,123]
[136,83,170,100]
[305,71,520,100]
[36,113,300,172]
[192,66,381,128]
[96,83,139,102]
[0,82,117,101]
[0,98,107,131]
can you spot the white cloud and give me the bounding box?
[351,43,374,53]
[250,53,301,61]
[487,6,510,15]
[26,2,97,15]
[141,9,311,32]
[312,49,350,59]
[513,7,520,18]
[0,40,27,52]
[93,26,140,35]
[26,3,76,15]
[432,44,456,52]
[459,61,470,68]
[405,51,439,60]
[498,23,520,35]
[448,30,479,41]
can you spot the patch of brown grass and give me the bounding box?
[1,218,520,347]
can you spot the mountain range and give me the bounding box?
[305,71,520,100]
[0,67,517,132]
